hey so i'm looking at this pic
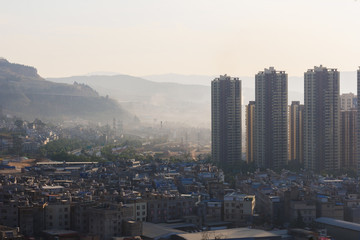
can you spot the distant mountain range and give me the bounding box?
[45,74,304,127]
[47,75,212,127]
[48,70,358,128]
[4,59,355,128]
[0,59,130,123]
[143,72,357,96]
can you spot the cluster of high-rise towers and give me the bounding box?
[211,66,360,173]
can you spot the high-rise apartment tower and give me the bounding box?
[246,101,255,163]
[288,101,304,163]
[340,93,357,170]
[211,75,242,168]
[304,65,340,172]
[340,109,357,169]
[340,93,357,110]
[357,68,360,174]
[254,67,288,170]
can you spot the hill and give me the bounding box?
[48,70,357,128]
[47,75,211,127]
[47,74,303,128]
[0,59,130,123]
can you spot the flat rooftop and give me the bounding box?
[142,222,186,240]
[177,228,281,240]
[316,217,360,232]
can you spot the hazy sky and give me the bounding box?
[1,0,360,78]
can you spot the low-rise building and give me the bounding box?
[290,200,316,225]
[124,201,147,222]
[316,196,344,220]
[205,201,223,223]
[88,203,134,240]
[223,192,255,227]
[44,200,71,230]
[0,225,23,240]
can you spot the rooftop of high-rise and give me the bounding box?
[257,67,286,74]
[213,74,239,81]
[308,65,338,72]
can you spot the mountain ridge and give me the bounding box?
[46,70,358,127]
[0,59,130,123]
[47,74,211,127]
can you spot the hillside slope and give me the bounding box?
[0,59,130,123]
[48,75,211,127]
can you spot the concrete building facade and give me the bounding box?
[124,201,147,222]
[211,75,242,168]
[88,203,133,240]
[254,67,288,170]
[304,66,340,172]
[224,192,255,227]
[246,101,255,164]
[288,101,304,163]
[341,92,357,110]
[44,201,71,230]
[341,109,357,169]
[357,68,360,174]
